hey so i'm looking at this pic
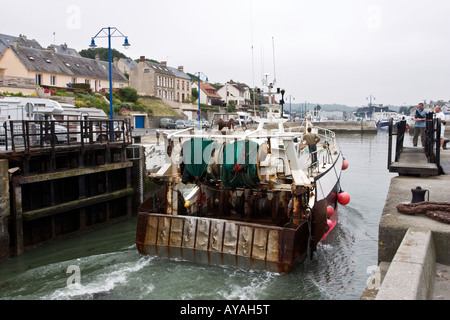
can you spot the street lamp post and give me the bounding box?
[191,72,208,130]
[89,27,130,122]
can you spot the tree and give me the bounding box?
[79,47,129,62]
[191,88,199,101]
[134,57,160,64]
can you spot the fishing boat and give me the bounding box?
[136,93,348,274]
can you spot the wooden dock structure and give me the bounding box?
[389,147,440,177]
[0,118,144,262]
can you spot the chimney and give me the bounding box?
[113,57,118,68]
[95,54,100,61]
[161,61,167,67]
[140,56,145,62]
[13,40,19,51]
[178,66,184,72]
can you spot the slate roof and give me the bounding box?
[167,66,190,80]
[119,58,137,70]
[143,61,174,76]
[220,80,250,93]
[49,44,81,57]
[11,45,127,82]
[0,33,42,56]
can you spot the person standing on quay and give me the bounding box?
[413,103,427,147]
[435,106,446,150]
[303,127,320,165]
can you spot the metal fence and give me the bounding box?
[0,118,132,152]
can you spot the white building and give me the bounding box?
[217,80,251,108]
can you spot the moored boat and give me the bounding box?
[136,100,348,274]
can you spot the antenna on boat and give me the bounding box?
[250,0,256,116]
[272,37,277,87]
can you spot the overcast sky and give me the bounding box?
[2,0,450,107]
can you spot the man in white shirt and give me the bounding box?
[435,106,446,150]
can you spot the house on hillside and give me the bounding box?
[191,81,222,106]
[0,33,128,94]
[130,56,190,102]
[167,65,191,103]
[116,58,137,78]
[217,80,251,109]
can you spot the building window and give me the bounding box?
[144,68,150,73]
[72,77,77,84]
[85,79,90,84]
[35,74,42,85]
[50,75,56,86]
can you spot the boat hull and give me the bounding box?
[136,192,335,274]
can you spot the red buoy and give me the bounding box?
[327,205,334,217]
[342,158,349,170]
[337,191,350,205]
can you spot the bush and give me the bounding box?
[118,87,138,103]
[72,83,92,93]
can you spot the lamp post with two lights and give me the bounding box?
[89,27,130,122]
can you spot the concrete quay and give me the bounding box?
[361,149,450,300]
[311,120,377,132]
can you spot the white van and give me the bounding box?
[0,97,68,146]
[56,103,114,142]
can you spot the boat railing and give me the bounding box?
[158,122,340,178]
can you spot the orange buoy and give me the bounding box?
[337,191,350,205]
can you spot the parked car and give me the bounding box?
[175,120,186,129]
[200,119,211,129]
[185,120,195,128]
[159,118,176,129]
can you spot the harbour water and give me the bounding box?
[0,130,400,301]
